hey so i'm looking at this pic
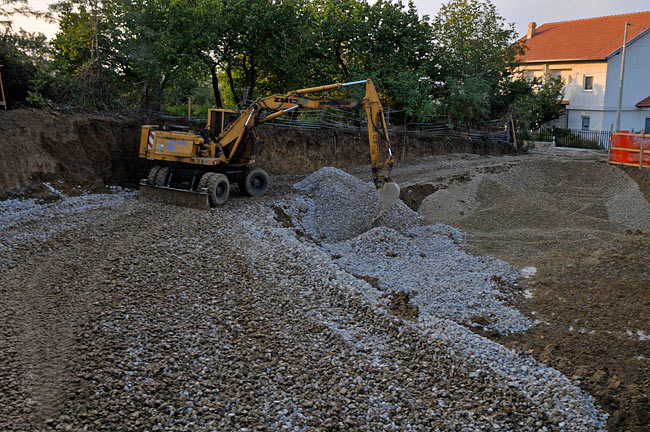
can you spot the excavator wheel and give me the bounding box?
[155,167,170,187]
[238,168,269,196]
[147,166,161,185]
[206,173,230,206]
[197,172,210,191]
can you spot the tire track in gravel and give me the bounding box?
[0,198,147,429]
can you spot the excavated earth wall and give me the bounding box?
[0,109,511,200]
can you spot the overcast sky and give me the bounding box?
[10,0,650,40]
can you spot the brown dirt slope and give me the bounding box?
[0,109,144,199]
[499,236,650,431]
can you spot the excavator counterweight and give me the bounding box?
[138,79,399,210]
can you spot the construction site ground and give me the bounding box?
[389,149,650,431]
[1,147,648,431]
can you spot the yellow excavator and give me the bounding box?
[138,79,400,209]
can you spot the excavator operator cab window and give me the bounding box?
[209,109,240,135]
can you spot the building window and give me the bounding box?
[583,75,593,91]
[581,116,590,130]
[645,117,650,133]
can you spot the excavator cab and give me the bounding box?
[207,109,240,135]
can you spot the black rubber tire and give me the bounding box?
[239,168,269,196]
[207,173,229,206]
[197,172,210,191]
[155,167,170,187]
[147,166,161,185]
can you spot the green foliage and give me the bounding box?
[554,128,601,150]
[0,0,51,107]
[4,0,557,128]
[430,0,524,126]
[510,76,565,130]
[443,76,491,128]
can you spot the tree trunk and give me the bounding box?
[335,45,350,79]
[248,61,256,100]
[225,65,239,105]
[157,75,168,111]
[210,63,223,108]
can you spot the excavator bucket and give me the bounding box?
[138,182,211,210]
[377,181,400,211]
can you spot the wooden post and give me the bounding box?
[509,115,518,151]
[0,65,6,110]
[641,129,646,169]
[187,96,192,121]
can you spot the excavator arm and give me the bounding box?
[214,79,399,208]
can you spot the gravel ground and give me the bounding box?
[0,169,608,430]
[0,189,137,261]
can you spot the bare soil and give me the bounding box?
[395,148,650,432]
[501,236,650,431]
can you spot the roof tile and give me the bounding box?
[520,11,650,62]
[636,95,650,108]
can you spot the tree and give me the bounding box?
[0,0,50,107]
[511,76,565,130]
[308,0,435,119]
[430,0,524,126]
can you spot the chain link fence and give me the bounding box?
[135,106,511,144]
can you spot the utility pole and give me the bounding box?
[615,21,630,132]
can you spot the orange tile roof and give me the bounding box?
[637,96,650,108]
[520,11,650,62]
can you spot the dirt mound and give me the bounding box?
[0,109,514,201]
[419,159,650,264]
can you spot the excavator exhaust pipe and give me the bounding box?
[139,182,211,210]
[377,180,400,212]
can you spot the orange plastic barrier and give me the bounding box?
[609,131,650,168]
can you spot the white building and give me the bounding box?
[518,11,650,132]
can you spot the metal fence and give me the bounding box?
[521,127,612,149]
[135,105,512,145]
[160,105,511,143]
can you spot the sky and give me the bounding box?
[10,0,650,41]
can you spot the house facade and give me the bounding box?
[518,11,650,132]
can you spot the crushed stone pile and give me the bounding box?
[0,190,136,262]
[280,167,531,335]
[371,198,424,233]
[268,170,607,430]
[284,167,379,241]
[0,166,608,431]
[323,225,532,335]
